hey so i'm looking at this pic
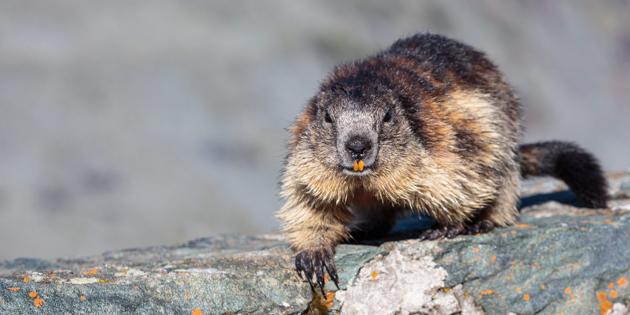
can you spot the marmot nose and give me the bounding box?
[345,136,372,159]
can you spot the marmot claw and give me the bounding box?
[294,248,339,296]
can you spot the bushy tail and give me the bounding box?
[519,141,608,208]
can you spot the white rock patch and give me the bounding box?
[336,244,483,315]
[69,277,100,284]
[609,303,629,315]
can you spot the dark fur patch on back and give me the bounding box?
[453,127,479,157]
[388,33,498,89]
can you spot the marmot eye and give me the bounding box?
[324,110,333,123]
[383,109,393,123]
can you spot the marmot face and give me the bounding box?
[306,80,417,180]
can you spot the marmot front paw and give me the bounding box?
[294,247,339,296]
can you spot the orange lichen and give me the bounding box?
[480,289,494,295]
[83,268,99,276]
[563,287,575,300]
[7,287,20,292]
[608,282,615,289]
[596,291,613,315]
[618,276,628,287]
[79,295,87,301]
[490,256,497,263]
[370,271,379,280]
[522,293,530,302]
[33,296,44,308]
[22,276,30,283]
[28,290,44,308]
[610,290,618,299]
[515,223,532,229]
[191,308,203,315]
[515,287,522,293]
[324,291,335,309]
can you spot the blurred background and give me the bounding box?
[1,0,629,260]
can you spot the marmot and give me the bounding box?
[277,33,607,293]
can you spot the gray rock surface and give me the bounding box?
[1,173,630,314]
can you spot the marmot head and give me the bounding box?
[303,71,418,178]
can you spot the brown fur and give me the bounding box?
[277,33,606,289]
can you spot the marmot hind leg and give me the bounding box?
[419,170,520,240]
[418,220,496,240]
[474,169,521,226]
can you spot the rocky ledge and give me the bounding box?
[2,172,630,315]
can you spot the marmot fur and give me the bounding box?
[277,33,607,293]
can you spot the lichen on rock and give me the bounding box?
[1,172,630,314]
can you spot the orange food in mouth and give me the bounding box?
[353,160,365,172]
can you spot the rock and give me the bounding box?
[1,173,630,314]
